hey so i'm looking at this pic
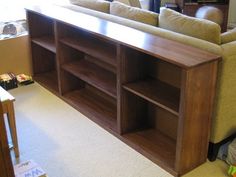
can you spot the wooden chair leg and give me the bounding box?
[7,102,19,158]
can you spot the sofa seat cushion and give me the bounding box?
[221,28,236,44]
[159,7,221,44]
[69,0,110,13]
[110,1,158,26]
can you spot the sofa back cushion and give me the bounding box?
[110,1,158,26]
[114,0,141,8]
[159,7,221,44]
[221,28,236,44]
[69,0,110,13]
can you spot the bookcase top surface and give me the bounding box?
[25,5,221,68]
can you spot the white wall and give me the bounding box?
[228,0,236,27]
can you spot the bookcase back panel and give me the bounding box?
[27,12,54,38]
[148,104,178,140]
[31,44,56,74]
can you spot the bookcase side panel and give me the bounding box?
[175,61,218,174]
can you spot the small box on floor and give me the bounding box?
[16,74,34,85]
[14,160,47,177]
[0,73,18,90]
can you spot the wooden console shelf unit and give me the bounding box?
[26,5,221,176]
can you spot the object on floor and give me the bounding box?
[16,74,34,85]
[228,165,236,177]
[0,73,17,90]
[227,138,236,165]
[14,160,47,177]
[217,140,231,161]
[0,86,19,157]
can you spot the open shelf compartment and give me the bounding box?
[34,71,58,94]
[123,129,176,170]
[32,36,56,53]
[57,22,117,67]
[27,11,55,51]
[123,79,180,116]
[59,42,117,98]
[60,70,118,132]
[62,59,117,98]
[121,47,181,116]
[121,90,178,171]
[31,43,59,93]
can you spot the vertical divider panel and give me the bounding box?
[53,21,60,94]
[55,22,85,95]
[54,21,61,95]
[117,44,122,134]
[118,45,146,134]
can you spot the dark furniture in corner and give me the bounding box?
[149,0,161,13]
[176,0,230,32]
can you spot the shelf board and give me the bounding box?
[60,38,116,67]
[32,36,56,53]
[62,60,117,98]
[34,70,59,94]
[123,129,176,174]
[123,79,180,115]
[63,88,117,132]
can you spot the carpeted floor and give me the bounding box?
[9,83,229,177]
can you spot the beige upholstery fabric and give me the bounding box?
[62,4,221,55]
[69,0,110,13]
[211,41,236,143]
[110,1,158,26]
[114,0,141,8]
[159,7,221,44]
[221,28,236,44]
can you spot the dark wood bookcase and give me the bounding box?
[26,5,221,176]
[176,0,230,32]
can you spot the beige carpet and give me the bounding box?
[9,83,229,177]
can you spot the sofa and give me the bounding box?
[59,0,236,160]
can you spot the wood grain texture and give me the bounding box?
[175,61,218,175]
[60,37,117,67]
[123,79,180,115]
[123,129,176,170]
[62,60,117,98]
[0,103,15,177]
[148,105,178,140]
[31,43,56,74]
[34,71,59,94]
[25,6,220,68]
[26,10,54,38]
[63,86,117,132]
[26,8,221,177]
[32,36,56,53]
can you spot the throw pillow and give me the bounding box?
[221,28,236,44]
[110,1,158,26]
[69,0,110,13]
[159,7,221,44]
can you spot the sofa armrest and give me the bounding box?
[211,41,236,143]
[221,28,236,44]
